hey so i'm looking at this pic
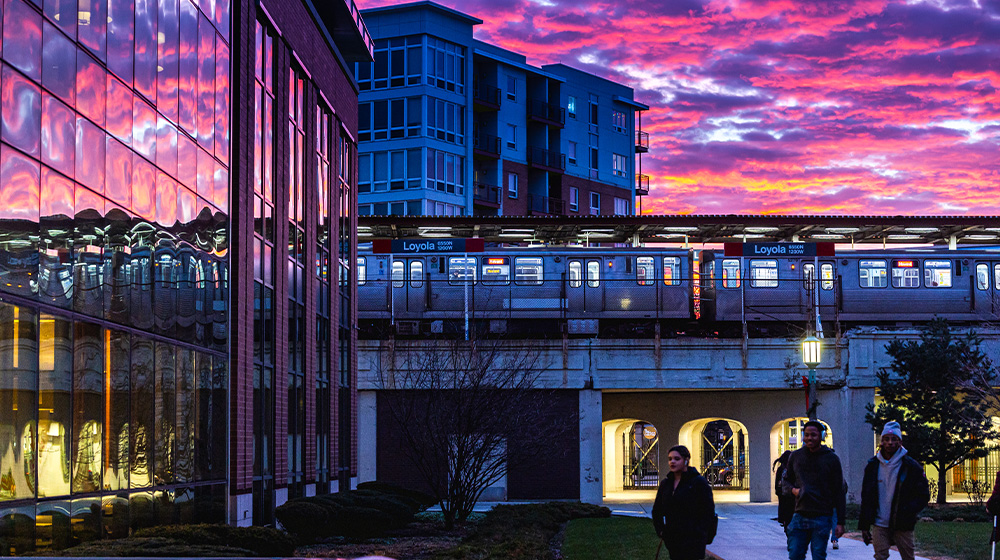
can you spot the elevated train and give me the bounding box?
[357,247,1000,337]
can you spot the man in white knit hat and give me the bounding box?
[858,421,930,560]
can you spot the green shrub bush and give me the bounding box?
[274,500,331,541]
[357,481,438,510]
[920,504,992,522]
[132,523,296,556]
[47,536,253,557]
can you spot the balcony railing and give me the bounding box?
[527,194,565,216]
[473,182,501,206]
[473,131,501,157]
[527,146,566,172]
[528,98,566,126]
[636,130,649,153]
[473,82,501,109]
[636,174,650,196]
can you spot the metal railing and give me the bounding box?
[527,194,565,215]
[636,130,649,152]
[527,146,566,172]
[636,174,650,196]
[473,182,501,205]
[528,98,566,125]
[473,82,501,107]
[473,131,501,156]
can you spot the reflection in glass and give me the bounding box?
[73,186,104,316]
[71,322,103,494]
[177,131,197,190]
[132,97,156,161]
[39,168,74,308]
[106,330,130,490]
[197,14,215,152]
[35,499,71,550]
[175,347,194,482]
[131,158,155,220]
[42,22,77,105]
[154,343,175,485]
[178,0,198,136]
[107,0,134,84]
[101,493,130,539]
[157,0,180,122]
[0,504,36,554]
[41,93,76,177]
[133,0,157,102]
[3,0,42,81]
[44,0,78,38]
[77,0,107,61]
[214,37,229,165]
[130,338,153,488]
[156,172,177,227]
[2,65,43,157]
[0,145,41,299]
[156,117,178,177]
[70,497,102,544]
[74,118,105,194]
[0,304,38,501]
[105,138,132,207]
[106,76,132,145]
[104,207,132,324]
[75,50,106,127]
[38,314,72,498]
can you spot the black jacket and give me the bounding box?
[774,464,795,526]
[858,453,929,532]
[652,467,715,560]
[782,446,846,523]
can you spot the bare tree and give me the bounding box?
[373,335,568,529]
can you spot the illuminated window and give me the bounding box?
[923,260,952,288]
[750,260,778,288]
[859,260,887,288]
[637,256,654,286]
[448,257,476,285]
[891,260,919,288]
[481,257,510,286]
[663,257,681,286]
[587,260,600,288]
[722,259,741,289]
[515,257,544,285]
[569,261,582,288]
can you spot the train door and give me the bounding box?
[390,257,426,314]
[974,260,1000,318]
[802,260,837,319]
[566,259,602,313]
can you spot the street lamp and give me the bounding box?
[802,335,822,420]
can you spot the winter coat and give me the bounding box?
[781,445,846,523]
[988,470,1000,516]
[652,467,716,560]
[774,463,795,526]
[859,452,929,532]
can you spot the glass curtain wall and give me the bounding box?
[0,0,230,553]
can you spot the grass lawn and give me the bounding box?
[913,521,992,560]
[562,517,662,560]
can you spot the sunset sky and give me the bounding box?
[357,0,1000,215]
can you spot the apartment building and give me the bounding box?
[356,1,649,218]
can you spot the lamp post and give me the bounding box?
[802,336,822,420]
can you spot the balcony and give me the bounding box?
[527,146,566,173]
[636,130,649,153]
[527,194,565,216]
[473,131,501,159]
[473,182,501,208]
[528,98,566,127]
[473,82,501,111]
[636,174,650,196]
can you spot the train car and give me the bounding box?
[357,247,695,336]
[701,249,1000,325]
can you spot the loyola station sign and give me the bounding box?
[723,242,835,257]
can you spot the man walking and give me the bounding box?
[859,421,930,560]
[782,420,846,560]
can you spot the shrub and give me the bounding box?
[133,523,296,557]
[920,504,992,523]
[357,481,438,510]
[274,500,331,541]
[48,536,253,557]
[332,506,394,539]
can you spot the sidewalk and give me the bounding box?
[602,499,931,560]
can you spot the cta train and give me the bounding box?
[357,246,1000,337]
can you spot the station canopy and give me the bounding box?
[358,214,1000,246]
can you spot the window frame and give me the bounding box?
[481,257,511,286]
[357,256,366,286]
[448,256,476,285]
[637,256,654,286]
[722,259,741,289]
[859,259,887,288]
[514,257,544,285]
[891,259,920,288]
[409,260,423,288]
[586,260,601,288]
[663,257,681,286]
[749,259,779,288]
[923,259,952,288]
[508,172,518,198]
[569,260,582,288]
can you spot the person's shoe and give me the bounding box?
[832,541,839,549]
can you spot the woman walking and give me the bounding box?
[651,445,717,560]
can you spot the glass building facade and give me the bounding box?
[0,0,230,553]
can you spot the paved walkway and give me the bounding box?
[602,498,932,560]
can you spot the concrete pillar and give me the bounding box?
[827,386,875,503]
[745,415,774,502]
[358,391,378,483]
[580,389,603,503]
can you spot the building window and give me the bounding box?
[589,192,600,215]
[589,94,598,133]
[361,35,422,91]
[426,37,465,94]
[590,146,599,179]
[427,97,464,144]
[426,148,465,195]
[612,109,626,133]
[613,153,627,177]
[508,173,518,198]
[358,97,422,142]
[614,197,630,215]
[569,187,579,212]
[568,141,577,165]
[506,124,516,149]
[507,75,516,100]
[568,95,576,118]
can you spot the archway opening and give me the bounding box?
[679,418,750,492]
[602,418,660,494]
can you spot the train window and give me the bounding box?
[859,260,887,288]
[803,263,815,287]
[482,257,510,285]
[977,264,989,290]
[515,257,544,285]
[663,257,681,286]
[357,257,366,286]
[722,259,740,288]
[391,260,404,288]
[891,260,919,288]
[637,256,654,286]
[749,260,778,288]
[587,260,600,288]
[448,257,476,285]
[923,260,952,288]
[569,261,582,288]
[409,260,423,288]
[821,263,834,290]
